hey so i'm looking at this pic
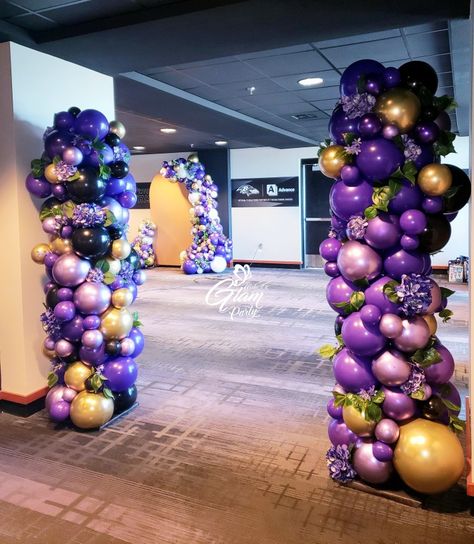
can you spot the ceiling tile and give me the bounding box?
[403,21,448,35]
[13,0,73,10]
[241,91,305,107]
[149,70,203,90]
[0,2,28,17]
[178,61,262,85]
[186,85,227,101]
[264,103,321,116]
[295,86,340,101]
[309,98,340,111]
[314,29,401,48]
[8,13,57,30]
[405,30,450,57]
[172,55,238,70]
[415,53,451,73]
[213,78,286,98]
[271,70,341,91]
[244,50,332,77]
[236,43,313,60]
[41,0,138,24]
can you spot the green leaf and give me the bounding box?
[371,389,385,404]
[343,132,358,146]
[47,372,58,388]
[317,138,333,157]
[441,398,461,412]
[99,164,111,180]
[449,415,465,434]
[411,346,442,368]
[336,334,344,347]
[350,291,365,310]
[433,95,457,112]
[68,171,81,181]
[440,287,455,299]
[439,308,453,323]
[364,205,378,220]
[103,271,116,285]
[402,160,417,185]
[353,278,369,289]
[410,388,426,400]
[62,201,76,219]
[102,387,115,400]
[366,403,382,423]
[104,210,117,227]
[133,311,142,328]
[333,391,346,407]
[434,130,456,158]
[319,344,337,359]
[31,158,46,178]
[91,138,107,151]
[95,259,110,273]
[391,137,405,153]
[52,155,61,165]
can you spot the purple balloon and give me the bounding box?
[400,234,419,251]
[382,386,417,421]
[73,282,111,315]
[327,398,343,419]
[383,248,424,280]
[372,441,393,462]
[128,327,144,357]
[337,240,382,282]
[400,209,427,235]
[358,113,382,139]
[375,418,399,444]
[44,130,73,159]
[183,259,198,274]
[49,400,71,422]
[46,385,68,410]
[364,213,401,249]
[103,357,138,391]
[57,287,73,301]
[432,381,461,424]
[360,304,381,326]
[353,441,393,484]
[356,138,404,182]
[379,313,403,339]
[365,277,400,314]
[123,173,137,193]
[326,276,358,315]
[118,190,137,209]
[110,276,125,291]
[133,269,147,286]
[74,109,109,140]
[105,176,126,196]
[342,311,387,357]
[52,253,91,287]
[393,317,431,353]
[79,344,108,366]
[55,339,74,357]
[383,67,401,88]
[329,105,360,145]
[340,165,361,186]
[54,300,76,322]
[333,347,377,391]
[413,145,435,170]
[340,59,385,97]
[44,252,59,268]
[328,418,357,446]
[319,238,342,261]
[52,184,67,201]
[424,343,454,385]
[42,217,57,236]
[82,329,103,349]
[422,196,443,214]
[83,314,101,330]
[25,173,52,198]
[364,74,383,95]
[62,146,83,166]
[382,124,399,140]
[54,111,75,130]
[61,315,84,342]
[414,121,439,145]
[434,111,452,132]
[372,349,411,386]
[324,261,340,277]
[330,179,373,221]
[388,180,423,214]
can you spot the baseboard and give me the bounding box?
[233,260,302,269]
[0,386,48,417]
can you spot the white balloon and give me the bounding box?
[208,209,219,220]
[189,207,196,217]
[179,250,187,263]
[188,192,200,205]
[210,256,227,273]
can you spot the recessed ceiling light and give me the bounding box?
[215,140,228,146]
[160,128,176,134]
[132,145,146,151]
[298,77,324,87]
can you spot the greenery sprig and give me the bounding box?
[434,130,456,158]
[382,279,401,304]
[364,178,403,220]
[333,389,385,423]
[133,311,142,328]
[319,334,345,362]
[88,370,114,399]
[410,337,442,368]
[333,291,365,314]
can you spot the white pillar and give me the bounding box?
[0,42,114,402]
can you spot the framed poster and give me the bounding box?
[135,182,151,209]
[231,177,299,208]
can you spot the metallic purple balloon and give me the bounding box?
[83,314,101,330]
[118,190,137,209]
[358,113,382,138]
[341,314,387,357]
[329,105,360,145]
[375,418,399,444]
[100,196,124,224]
[372,441,393,462]
[319,238,342,261]
[382,386,417,421]
[383,248,424,280]
[44,252,59,268]
[340,165,361,186]
[364,74,383,96]
[79,344,108,366]
[388,180,422,214]
[383,67,401,88]
[105,176,126,196]
[46,385,67,410]
[365,277,400,314]
[82,329,104,349]
[328,418,357,446]
[413,145,435,170]
[123,173,137,192]
[355,139,403,182]
[128,327,144,357]
[61,315,84,342]
[360,304,381,326]
[353,441,393,484]
[44,335,56,351]
[340,59,385,97]
[382,123,399,139]
[103,357,138,391]
[52,253,91,287]
[26,173,51,198]
[424,343,454,385]
[74,109,109,140]
[324,262,340,277]
[42,217,58,236]
[434,111,451,132]
[400,209,427,235]
[54,111,75,130]
[49,400,71,422]
[425,279,442,314]
[62,146,83,166]
[120,338,136,356]
[393,317,431,353]
[337,241,382,282]
[432,381,460,424]
[414,121,439,145]
[55,339,74,357]
[333,347,377,392]
[422,196,443,214]
[132,269,146,286]
[54,301,76,322]
[326,275,358,314]
[57,287,73,301]
[400,234,419,251]
[73,282,111,315]
[44,130,73,159]
[330,180,373,221]
[379,313,403,339]
[327,398,343,419]
[364,213,401,249]
[372,349,411,386]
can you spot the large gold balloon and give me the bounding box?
[109,120,126,139]
[319,145,347,179]
[417,164,452,196]
[112,287,133,309]
[375,89,421,133]
[100,306,133,340]
[106,257,121,275]
[44,163,60,184]
[342,404,376,437]
[70,391,114,429]
[50,236,73,255]
[111,239,131,260]
[422,314,438,336]
[64,361,93,392]
[31,243,51,264]
[188,152,200,164]
[394,419,464,494]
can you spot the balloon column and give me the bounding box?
[133,219,157,268]
[160,154,233,274]
[27,108,145,430]
[320,60,469,494]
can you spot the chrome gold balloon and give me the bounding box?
[31,243,51,264]
[188,152,200,164]
[319,145,347,179]
[111,239,131,260]
[417,164,453,196]
[111,287,133,309]
[109,120,126,139]
[342,404,376,437]
[44,163,60,183]
[70,390,114,429]
[100,307,133,340]
[375,89,421,133]
[422,314,438,336]
[64,361,93,392]
[394,419,464,494]
[50,236,73,255]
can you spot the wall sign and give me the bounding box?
[135,182,151,209]
[231,177,299,208]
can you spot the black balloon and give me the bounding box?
[67,167,106,203]
[68,106,81,117]
[107,225,124,240]
[41,197,61,216]
[105,133,121,147]
[114,385,138,413]
[399,61,438,95]
[72,227,110,259]
[421,105,439,122]
[46,286,60,309]
[418,214,451,254]
[422,395,445,421]
[110,160,129,179]
[60,352,78,364]
[105,340,121,356]
[443,165,471,213]
[125,249,140,270]
[334,318,343,336]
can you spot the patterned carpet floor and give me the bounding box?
[0,267,472,544]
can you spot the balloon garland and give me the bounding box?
[132,219,157,268]
[160,154,233,274]
[320,60,470,494]
[27,108,145,429]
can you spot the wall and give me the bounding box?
[230,146,317,263]
[0,42,114,397]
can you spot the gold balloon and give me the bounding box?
[342,404,375,437]
[50,236,73,255]
[70,391,114,429]
[31,243,51,264]
[111,239,131,260]
[394,419,464,494]
[64,361,93,392]
[319,145,347,179]
[375,89,421,133]
[44,163,60,183]
[417,164,452,196]
[188,152,200,163]
[422,314,438,336]
[109,120,126,139]
[111,288,133,309]
[100,307,133,340]
[106,257,121,275]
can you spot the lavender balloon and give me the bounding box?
[337,241,382,282]
[73,282,111,315]
[393,317,431,352]
[382,386,417,421]
[375,418,399,444]
[353,441,393,484]
[328,418,358,446]
[372,349,411,386]
[52,253,90,287]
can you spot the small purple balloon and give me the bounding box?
[379,313,403,339]
[133,269,146,286]
[55,339,74,357]
[49,400,71,422]
[364,213,401,250]
[326,276,358,315]
[330,180,373,221]
[83,314,101,330]
[422,196,443,214]
[360,304,381,326]
[327,398,343,419]
[118,190,137,209]
[128,327,144,357]
[62,146,83,166]
[382,386,417,421]
[324,261,340,277]
[340,59,385,97]
[82,329,104,349]
[120,338,136,356]
[364,74,383,95]
[54,111,75,130]
[400,209,427,235]
[61,315,84,342]
[382,123,400,140]
[353,441,393,484]
[57,287,73,301]
[44,335,56,351]
[52,253,91,287]
[341,312,386,357]
[44,130,73,159]
[372,349,411,386]
[44,252,59,268]
[328,418,358,446]
[424,343,454,385]
[358,113,383,138]
[319,238,342,261]
[383,67,401,88]
[372,441,393,462]
[103,357,138,391]
[400,234,419,251]
[340,165,361,186]
[333,347,377,392]
[414,121,439,145]
[375,418,399,444]
[54,300,76,323]
[356,138,404,182]
[329,105,360,145]
[106,176,126,196]
[25,173,52,198]
[383,248,424,280]
[388,180,423,214]
[365,277,400,314]
[393,317,431,353]
[337,240,382,282]
[79,344,108,366]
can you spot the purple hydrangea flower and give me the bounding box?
[118,260,134,282]
[113,146,129,162]
[358,385,376,402]
[344,137,362,155]
[401,365,426,395]
[346,215,368,240]
[86,268,105,283]
[396,273,432,317]
[54,160,77,181]
[72,203,106,228]
[340,93,376,119]
[326,444,356,483]
[40,308,61,341]
[401,135,422,162]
